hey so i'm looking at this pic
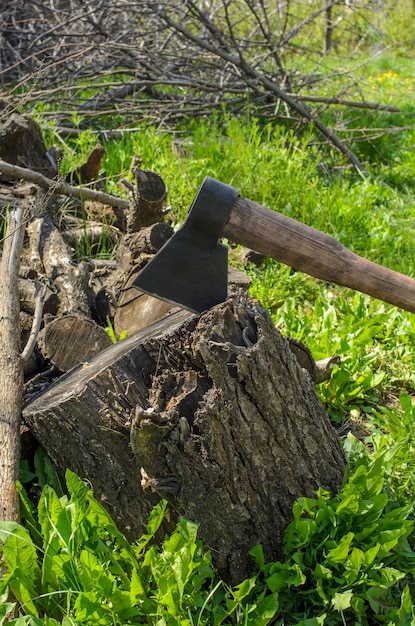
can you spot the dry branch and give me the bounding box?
[0,160,129,210]
[149,3,368,176]
[285,93,400,113]
[1,0,403,171]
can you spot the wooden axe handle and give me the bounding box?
[223,196,415,314]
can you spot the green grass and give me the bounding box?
[4,48,415,624]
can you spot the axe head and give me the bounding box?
[133,177,239,313]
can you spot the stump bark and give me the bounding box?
[23,292,345,584]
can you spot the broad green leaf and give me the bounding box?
[34,447,66,496]
[249,544,265,568]
[64,469,89,510]
[378,527,409,555]
[335,494,359,516]
[78,549,114,596]
[163,517,199,554]
[326,532,354,564]
[344,547,363,583]
[399,393,414,414]
[37,486,67,550]
[366,585,393,614]
[246,592,279,626]
[357,493,388,519]
[232,576,257,602]
[313,563,332,580]
[74,590,112,624]
[135,499,168,557]
[395,585,414,624]
[129,566,146,601]
[16,482,42,550]
[370,566,405,588]
[266,563,305,592]
[331,589,353,611]
[0,522,41,616]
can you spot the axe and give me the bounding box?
[133,176,415,314]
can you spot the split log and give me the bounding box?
[23,292,345,584]
[25,217,93,316]
[19,278,59,317]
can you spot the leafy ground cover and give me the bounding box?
[2,50,415,624]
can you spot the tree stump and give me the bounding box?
[127,169,167,232]
[23,292,345,584]
[0,113,56,181]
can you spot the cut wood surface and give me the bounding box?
[23,293,345,584]
[0,113,57,181]
[127,168,168,232]
[37,316,112,372]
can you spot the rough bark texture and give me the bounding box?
[23,292,345,584]
[25,217,93,316]
[0,113,57,181]
[0,209,25,521]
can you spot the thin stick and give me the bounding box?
[0,161,129,210]
[21,282,47,365]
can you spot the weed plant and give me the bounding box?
[1,430,415,625]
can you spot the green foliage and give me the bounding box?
[0,471,278,625]
[248,259,415,422]
[3,435,415,625]
[105,317,127,343]
[370,394,415,507]
[251,439,415,625]
[11,37,415,625]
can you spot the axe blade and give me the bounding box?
[133,177,239,313]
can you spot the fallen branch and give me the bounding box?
[0,160,129,210]
[21,282,47,365]
[285,94,400,113]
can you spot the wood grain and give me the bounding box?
[224,196,415,313]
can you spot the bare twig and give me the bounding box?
[148,2,368,176]
[0,1,407,170]
[285,94,400,113]
[0,161,129,210]
[21,282,47,365]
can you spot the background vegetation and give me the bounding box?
[1,0,415,623]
